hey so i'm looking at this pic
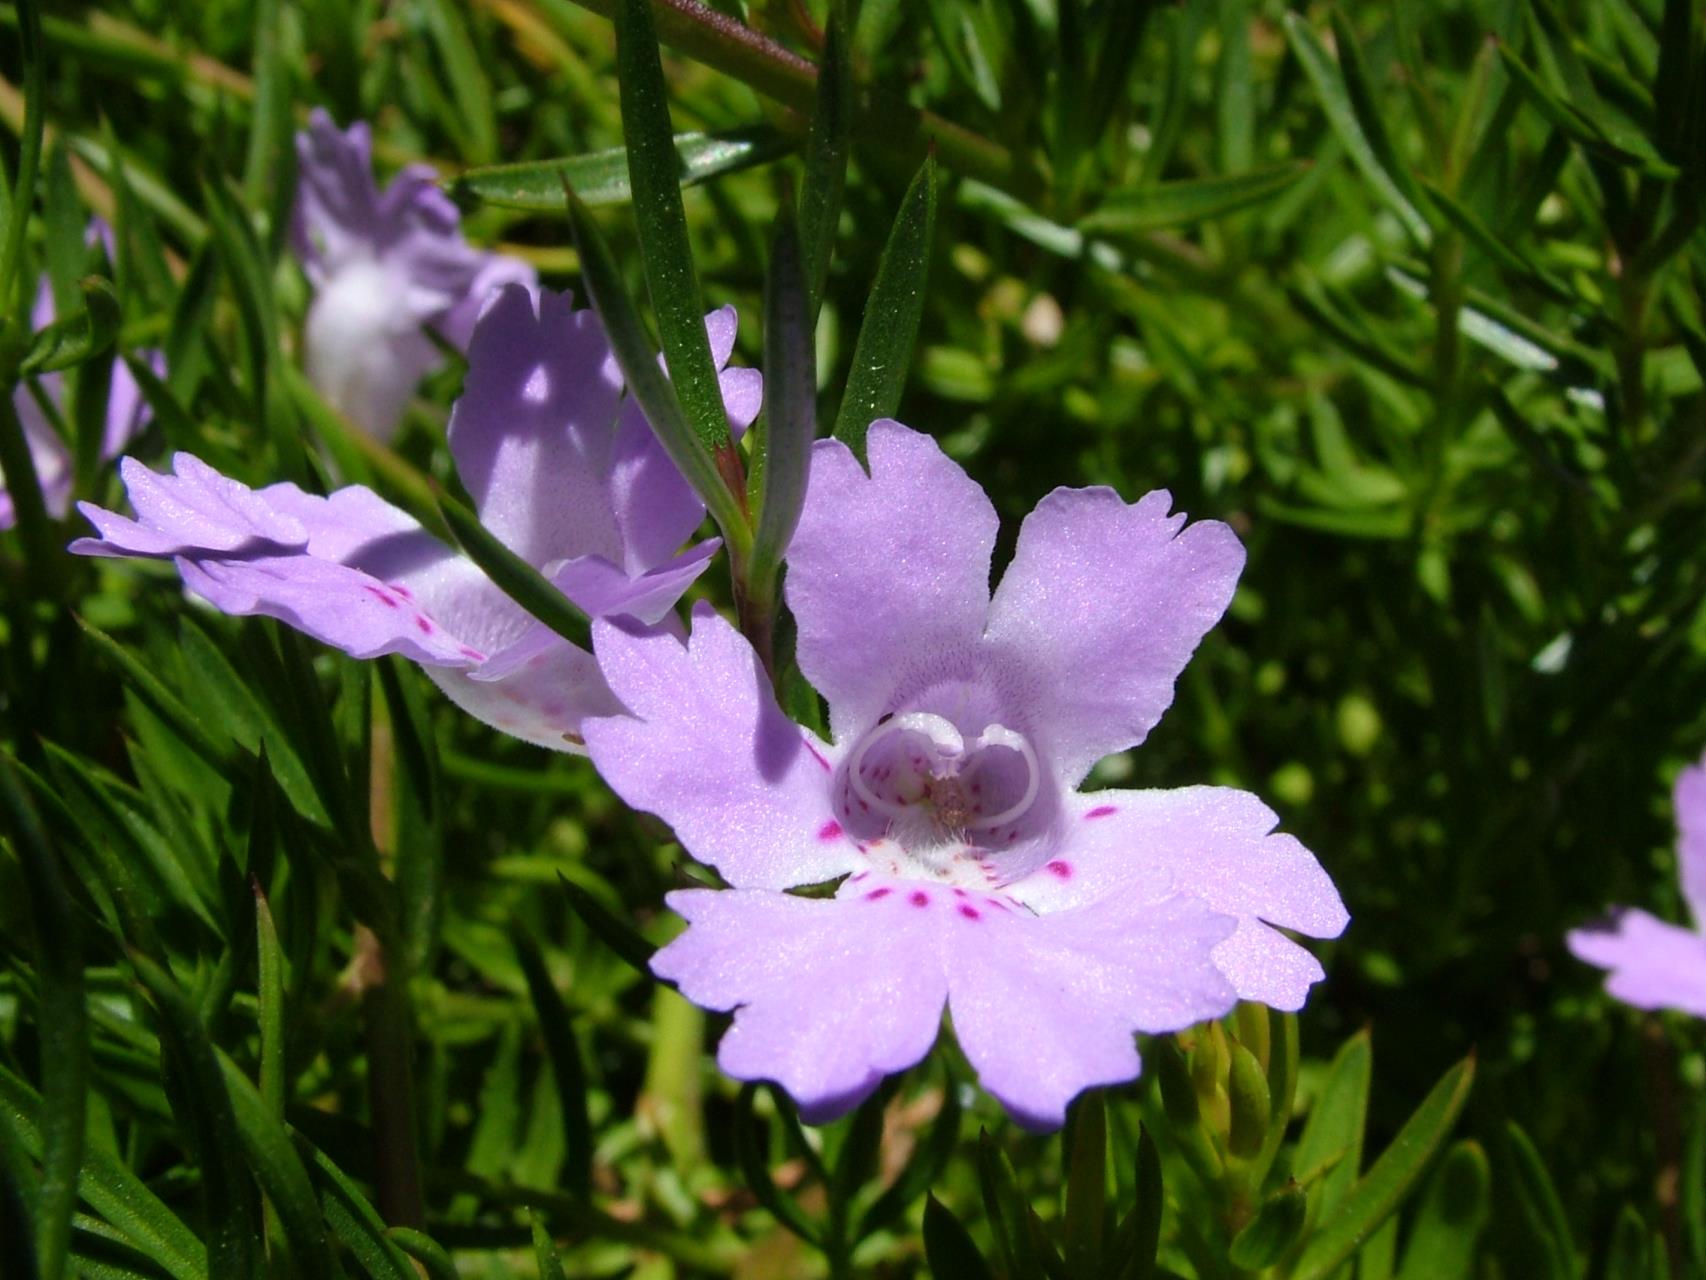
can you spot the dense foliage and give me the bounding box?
[0,0,1703,1276]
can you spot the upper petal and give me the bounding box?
[1568,908,1706,1017]
[582,604,857,890]
[984,487,1245,784]
[1009,787,1346,1011]
[71,454,309,557]
[448,286,626,569]
[786,422,998,739]
[947,889,1238,1130]
[652,886,949,1123]
[1675,756,1706,926]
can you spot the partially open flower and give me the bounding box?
[1569,754,1706,1015]
[1,222,158,531]
[583,421,1347,1127]
[71,286,760,751]
[292,110,536,440]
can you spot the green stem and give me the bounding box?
[353,925,426,1230]
[1615,266,1652,450]
[0,0,44,309]
[1422,230,1464,526]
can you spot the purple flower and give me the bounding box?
[1568,755,1706,1016]
[72,285,762,751]
[293,110,536,441]
[2,225,158,531]
[582,422,1346,1128]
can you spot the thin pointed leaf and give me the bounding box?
[386,1230,457,1280]
[1064,1093,1107,1275]
[20,276,119,375]
[1395,1141,1491,1280]
[615,0,730,453]
[437,493,593,653]
[832,155,938,460]
[924,1195,993,1280]
[514,938,592,1199]
[0,756,85,1280]
[1292,1055,1476,1280]
[1228,1186,1308,1269]
[531,1215,568,1280]
[556,871,656,974]
[1080,162,1312,234]
[452,128,792,211]
[749,204,814,597]
[799,2,851,315]
[857,1071,961,1238]
[734,1084,821,1246]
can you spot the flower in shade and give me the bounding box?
[1568,753,1706,1016]
[293,109,536,440]
[2,223,158,531]
[71,285,761,751]
[582,421,1347,1128]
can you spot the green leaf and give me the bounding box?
[1229,1185,1308,1269]
[565,184,749,544]
[1504,1120,1577,1280]
[0,756,86,1280]
[1108,1122,1161,1280]
[301,1139,416,1280]
[514,938,592,1199]
[923,1195,994,1280]
[856,1068,961,1238]
[450,128,792,211]
[0,0,45,308]
[377,659,443,974]
[1063,1092,1107,1276]
[556,871,657,975]
[1080,162,1312,234]
[1226,1038,1270,1159]
[1292,1054,1476,1280]
[531,1215,568,1280]
[1395,1140,1491,1280]
[799,2,851,315]
[19,276,120,376]
[385,1229,457,1280]
[1140,3,1207,186]
[131,955,263,1280]
[832,155,938,461]
[1497,43,1679,177]
[976,1130,1045,1280]
[733,1084,821,1246]
[420,0,498,165]
[254,883,284,1121]
[1293,1029,1371,1210]
[924,0,1002,111]
[1283,13,1431,243]
[747,202,815,604]
[437,493,593,659]
[615,0,731,454]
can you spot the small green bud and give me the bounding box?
[1227,1041,1272,1159]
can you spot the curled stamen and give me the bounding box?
[847,712,964,819]
[961,724,1042,830]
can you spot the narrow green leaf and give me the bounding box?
[565,185,749,545]
[452,128,792,212]
[437,493,593,656]
[1082,162,1311,235]
[386,1230,457,1280]
[1228,1185,1308,1269]
[1108,1122,1162,1280]
[1417,181,1570,298]
[923,1195,994,1280]
[1292,1054,1476,1280]
[1063,1092,1107,1276]
[1226,1039,1270,1159]
[211,1054,341,1279]
[1140,4,1207,185]
[131,955,263,1280]
[241,0,293,255]
[254,884,284,1121]
[799,2,852,315]
[1283,13,1431,243]
[1216,0,1254,173]
[0,1106,39,1280]
[1293,1029,1371,1208]
[924,0,1002,111]
[1395,1140,1491,1280]
[0,0,44,308]
[20,277,120,375]
[0,382,57,585]
[615,0,730,453]
[1505,1120,1577,1280]
[420,0,498,165]
[1497,44,1679,177]
[556,871,657,974]
[856,1069,961,1238]
[734,1084,821,1246]
[514,938,592,1199]
[832,155,938,461]
[530,1215,568,1280]
[0,756,86,1280]
[377,659,443,973]
[748,203,815,604]
[976,1130,1044,1280]
[300,1139,415,1280]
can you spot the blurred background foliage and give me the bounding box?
[0,0,1704,1275]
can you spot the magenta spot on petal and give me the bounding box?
[959,904,981,921]
[804,740,832,772]
[910,891,930,908]
[1047,860,1073,879]
[953,887,967,897]
[850,871,868,883]
[865,887,892,901]
[414,615,434,635]
[1086,805,1118,820]
[390,582,414,600]
[459,645,486,661]
[362,584,398,608]
[817,820,843,842]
